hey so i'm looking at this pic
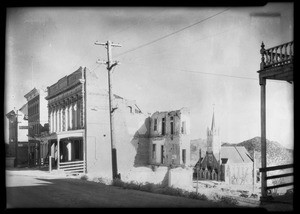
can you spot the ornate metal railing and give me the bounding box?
[260,41,294,70]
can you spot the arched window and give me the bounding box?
[128,106,132,113]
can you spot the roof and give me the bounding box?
[19,103,28,115]
[211,111,215,130]
[221,146,253,164]
[194,146,253,167]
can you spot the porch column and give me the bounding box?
[60,107,63,132]
[67,141,72,161]
[57,107,60,132]
[53,107,57,132]
[57,137,61,169]
[65,102,69,131]
[56,107,59,132]
[74,101,78,130]
[62,105,66,131]
[260,77,267,199]
[69,102,73,130]
[51,108,54,133]
[77,98,81,129]
[49,108,52,133]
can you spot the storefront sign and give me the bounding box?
[19,126,28,129]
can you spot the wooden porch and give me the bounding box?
[257,41,293,201]
[48,129,86,175]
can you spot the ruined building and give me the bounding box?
[149,108,191,166]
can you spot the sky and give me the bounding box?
[5,3,294,149]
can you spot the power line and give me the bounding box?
[115,8,230,58]
[122,60,258,81]
[123,26,238,64]
[108,8,168,42]
[123,60,292,85]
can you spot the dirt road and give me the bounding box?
[6,169,233,208]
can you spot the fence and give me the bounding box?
[259,164,293,192]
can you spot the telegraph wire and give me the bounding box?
[124,26,238,64]
[120,60,293,85]
[108,8,168,42]
[115,8,231,59]
[122,60,258,81]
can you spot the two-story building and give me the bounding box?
[45,66,150,178]
[6,104,29,166]
[24,87,49,166]
[149,107,191,167]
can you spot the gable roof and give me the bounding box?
[221,146,253,164]
[194,146,253,167]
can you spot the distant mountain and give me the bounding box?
[190,137,293,168]
[190,138,206,166]
[220,137,293,168]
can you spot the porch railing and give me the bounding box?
[259,164,293,191]
[260,41,294,70]
[58,160,85,174]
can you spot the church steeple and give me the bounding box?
[211,109,215,131]
[207,104,220,155]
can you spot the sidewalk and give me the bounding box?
[6,166,68,179]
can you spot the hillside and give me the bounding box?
[190,138,206,166]
[190,137,293,168]
[235,136,293,168]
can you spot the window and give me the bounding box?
[74,140,80,160]
[182,149,186,164]
[152,144,156,160]
[128,106,132,113]
[154,119,157,131]
[181,121,186,134]
[170,116,174,135]
[162,118,166,135]
[161,145,164,164]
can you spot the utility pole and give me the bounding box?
[95,40,121,180]
[253,150,256,193]
[15,110,18,167]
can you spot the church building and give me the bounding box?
[196,109,255,185]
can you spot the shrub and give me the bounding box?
[160,186,184,197]
[80,174,88,181]
[219,196,238,206]
[140,182,155,192]
[188,192,208,200]
[112,178,126,188]
[126,181,141,190]
[111,179,209,202]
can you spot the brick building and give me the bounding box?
[45,66,150,178]
[6,104,29,166]
[149,108,191,167]
[24,88,49,166]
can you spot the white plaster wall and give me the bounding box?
[168,167,193,190]
[39,89,49,126]
[85,68,112,179]
[17,111,28,142]
[226,162,254,185]
[121,166,168,185]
